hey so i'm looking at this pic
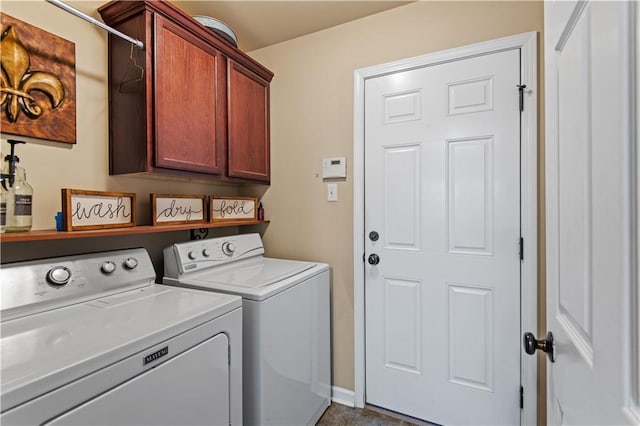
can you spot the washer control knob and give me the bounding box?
[221,242,235,256]
[188,251,198,260]
[46,266,71,286]
[124,257,138,270]
[101,261,116,275]
[202,249,212,258]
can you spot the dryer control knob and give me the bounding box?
[46,266,72,286]
[188,251,197,260]
[202,249,212,257]
[101,261,116,275]
[221,242,235,256]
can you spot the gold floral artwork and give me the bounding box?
[1,26,65,122]
[0,13,76,144]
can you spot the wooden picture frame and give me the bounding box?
[1,13,77,144]
[210,196,257,222]
[151,194,206,226]
[61,189,135,231]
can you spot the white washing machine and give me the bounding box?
[163,233,331,426]
[1,248,242,426]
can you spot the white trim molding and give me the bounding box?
[353,31,538,425]
[332,386,356,408]
[626,3,640,424]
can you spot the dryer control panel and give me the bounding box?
[0,248,156,321]
[164,233,265,277]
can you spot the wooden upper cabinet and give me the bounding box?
[228,60,270,183]
[98,1,273,183]
[154,15,225,175]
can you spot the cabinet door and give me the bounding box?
[154,15,226,175]
[227,60,270,183]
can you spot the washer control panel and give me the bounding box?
[164,233,265,277]
[0,248,155,319]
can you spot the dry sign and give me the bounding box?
[61,189,135,231]
[151,194,205,225]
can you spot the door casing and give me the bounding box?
[353,31,538,425]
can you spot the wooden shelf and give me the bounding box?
[0,220,269,243]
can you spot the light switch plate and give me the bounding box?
[327,183,338,202]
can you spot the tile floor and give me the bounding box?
[317,403,432,426]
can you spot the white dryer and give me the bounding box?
[1,248,242,426]
[163,233,331,426]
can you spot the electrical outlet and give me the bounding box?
[327,183,338,202]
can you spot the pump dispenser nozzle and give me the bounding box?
[2,140,25,188]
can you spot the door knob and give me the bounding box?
[523,331,555,362]
[369,231,379,241]
[368,254,380,265]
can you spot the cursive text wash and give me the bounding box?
[72,197,131,220]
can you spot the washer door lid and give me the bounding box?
[206,258,315,288]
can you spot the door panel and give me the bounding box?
[227,60,270,183]
[365,49,521,425]
[448,77,493,115]
[447,137,494,255]
[545,1,637,424]
[556,6,593,354]
[384,277,421,374]
[383,145,421,249]
[447,283,494,392]
[154,15,225,175]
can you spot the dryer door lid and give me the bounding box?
[0,286,240,412]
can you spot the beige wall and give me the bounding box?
[245,0,544,398]
[2,0,545,420]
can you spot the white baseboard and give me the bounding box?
[331,386,355,407]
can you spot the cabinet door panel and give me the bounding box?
[154,15,226,175]
[228,61,270,183]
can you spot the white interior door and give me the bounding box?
[364,49,522,425]
[544,1,638,425]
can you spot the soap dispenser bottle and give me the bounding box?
[2,140,33,232]
[257,202,264,221]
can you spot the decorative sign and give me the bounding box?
[61,189,135,231]
[151,194,205,226]
[210,196,257,222]
[1,13,77,144]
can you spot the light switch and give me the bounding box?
[327,183,338,202]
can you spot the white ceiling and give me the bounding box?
[173,1,412,51]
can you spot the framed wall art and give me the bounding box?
[1,13,77,144]
[210,196,257,222]
[151,194,206,226]
[61,189,135,231]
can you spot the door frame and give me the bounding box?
[352,31,538,425]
